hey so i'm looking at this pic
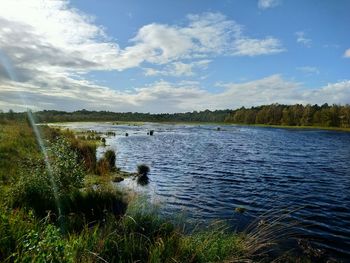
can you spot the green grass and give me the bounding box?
[0,121,40,183]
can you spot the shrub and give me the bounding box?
[11,167,57,217]
[48,137,85,194]
[14,224,72,262]
[11,137,85,217]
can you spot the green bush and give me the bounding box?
[11,137,84,217]
[14,224,72,263]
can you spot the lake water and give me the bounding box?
[57,122,350,260]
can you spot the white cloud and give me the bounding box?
[344,48,350,58]
[232,37,284,56]
[303,80,350,105]
[258,0,281,9]
[0,1,284,75]
[296,66,320,75]
[114,12,284,70]
[1,73,350,113]
[295,31,312,47]
[144,60,211,77]
[0,0,121,73]
[114,13,284,70]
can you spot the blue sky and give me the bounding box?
[0,0,349,112]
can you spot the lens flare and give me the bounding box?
[0,50,63,226]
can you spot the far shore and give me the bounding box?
[44,120,350,132]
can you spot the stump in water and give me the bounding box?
[137,164,150,185]
[137,174,149,186]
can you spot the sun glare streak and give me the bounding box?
[0,50,63,227]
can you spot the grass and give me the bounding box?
[0,121,41,183]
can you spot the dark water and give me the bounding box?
[58,122,350,260]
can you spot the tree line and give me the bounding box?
[0,109,232,123]
[224,104,350,128]
[1,104,350,128]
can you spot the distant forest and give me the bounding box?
[225,104,350,128]
[1,104,350,128]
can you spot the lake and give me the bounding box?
[56,122,350,260]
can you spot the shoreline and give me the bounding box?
[44,120,350,132]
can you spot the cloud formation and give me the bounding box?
[1,73,350,113]
[116,12,284,71]
[0,0,348,114]
[258,0,281,9]
[143,60,211,77]
[295,31,312,47]
[344,49,350,58]
[296,66,320,75]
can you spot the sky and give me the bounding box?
[0,0,349,113]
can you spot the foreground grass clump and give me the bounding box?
[0,200,250,263]
[61,188,127,232]
[0,208,73,262]
[96,149,118,176]
[66,200,250,263]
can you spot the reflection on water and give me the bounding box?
[55,122,350,260]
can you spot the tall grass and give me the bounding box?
[0,120,40,183]
[96,149,117,176]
